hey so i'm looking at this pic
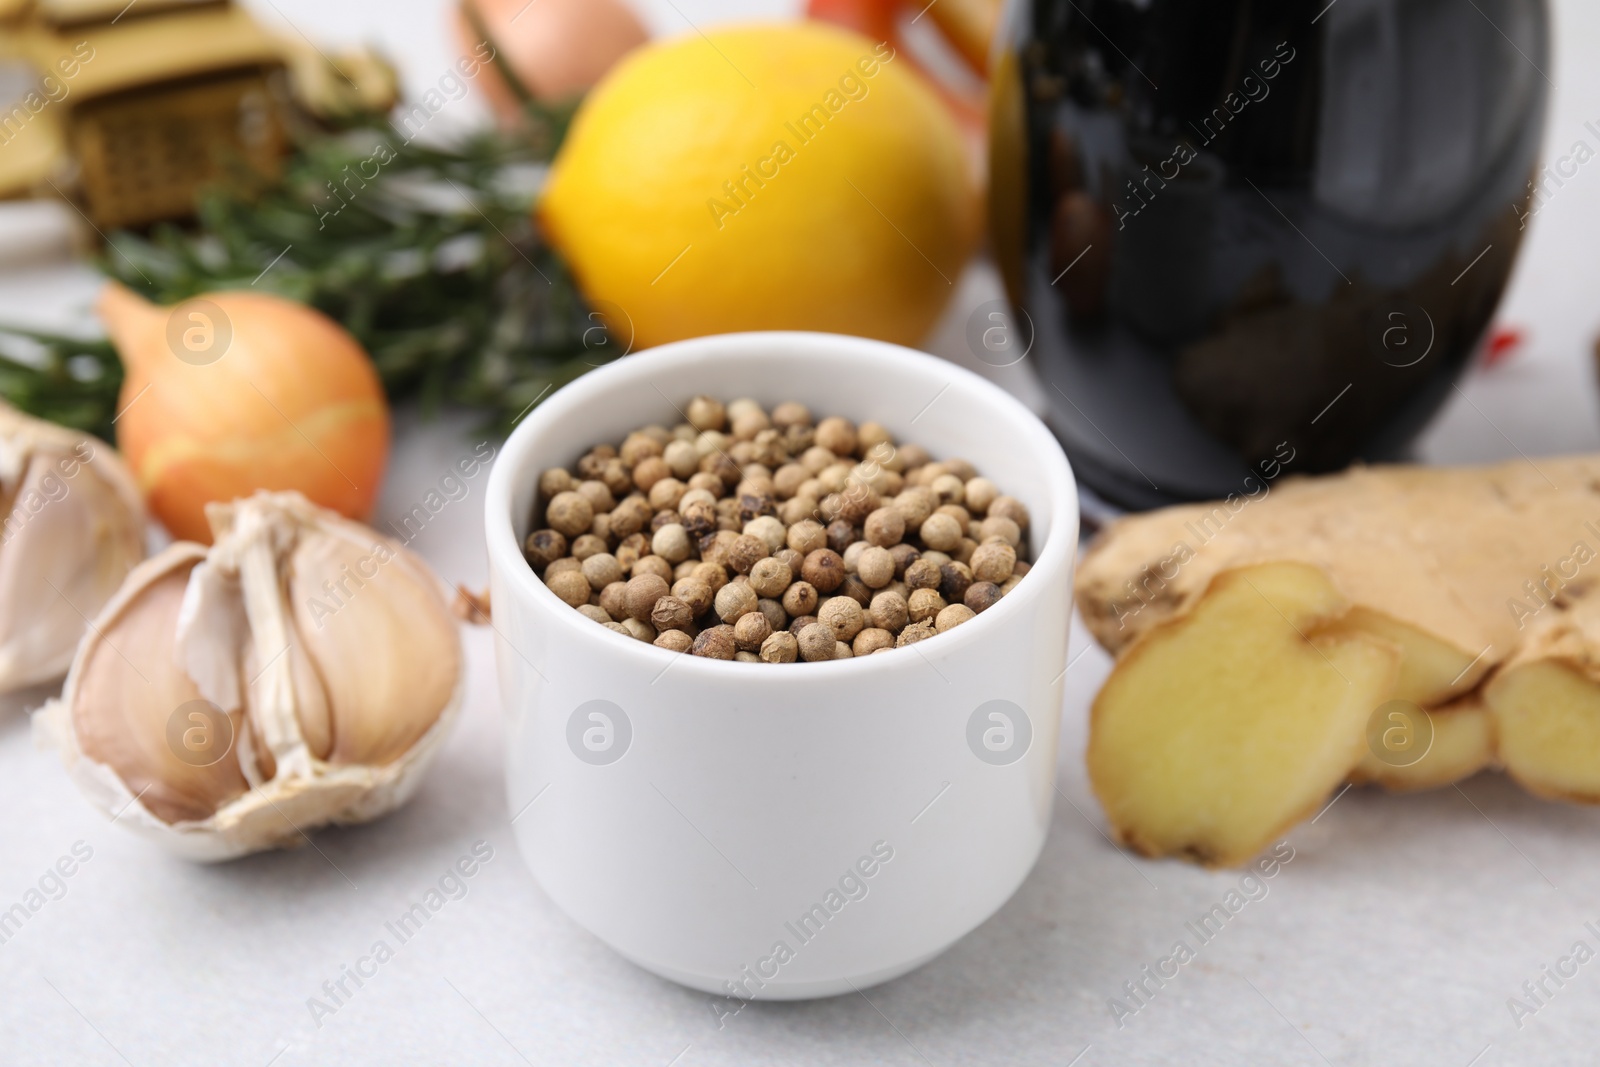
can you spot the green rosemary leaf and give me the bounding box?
[0,101,594,436]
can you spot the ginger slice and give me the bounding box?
[1484,589,1600,802]
[1335,608,1486,706]
[1489,662,1600,802]
[1088,562,1400,867]
[1349,694,1496,793]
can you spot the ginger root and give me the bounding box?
[1079,456,1600,865]
[1088,562,1399,867]
[1487,592,1600,803]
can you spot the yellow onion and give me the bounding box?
[97,283,390,544]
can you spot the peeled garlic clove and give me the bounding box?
[0,400,145,694]
[36,491,463,861]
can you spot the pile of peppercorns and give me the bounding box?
[525,396,1031,662]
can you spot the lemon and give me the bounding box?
[539,22,978,349]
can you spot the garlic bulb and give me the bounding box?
[36,491,463,861]
[0,400,144,694]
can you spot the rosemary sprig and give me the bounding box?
[0,102,615,439]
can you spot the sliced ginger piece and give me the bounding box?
[1088,561,1400,867]
[1350,694,1495,792]
[1486,589,1600,803]
[1336,608,1487,705]
[1487,661,1600,803]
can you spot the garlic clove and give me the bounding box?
[287,528,462,768]
[0,401,145,693]
[53,547,252,824]
[37,490,463,861]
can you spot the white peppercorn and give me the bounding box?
[692,625,737,659]
[979,515,1022,548]
[857,546,895,589]
[571,534,607,561]
[869,590,909,632]
[691,561,729,591]
[744,515,787,553]
[893,487,935,528]
[930,473,965,506]
[577,604,612,625]
[524,529,567,568]
[989,495,1030,530]
[599,581,630,620]
[648,477,687,512]
[920,513,963,552]
[904,558,942,590]
[838,574,873,606]
[863,507,905,547]
[652,523,693,564]
[771,401,811,429]
[663,439,700,479]
[625,573,671,622]
[686,395,726,431]
[787,519,827,555]
[749,557,793,598]
[581,553,622,590]
[671,577,714,616]
[547,570,591,607]
[815,416,858,456]
[773,463,808,499]
[688,471,724,495]
[715,581,759,622]
[733,611,772,651]
[818,597,865,641]
[620,617,657,642]
[650,595,694,632]
[758,598,787,634]
[539,467,574,497]
[853,628,893,655]
[798,622,836,662]
[964,477,998,515]
[727,533,769,574]
[544,557,581,580]
[632,555,674,582]
[908,588,946,623]
[802,549,845,592]
[731,409,770,440]
[547,492,593,537]
[655,629,694,653]
[939,561,973,603]
[970,542,1017,584]
[965,581,1003,614]
[575,480,614,515]
[782,581,819,617]
[760,630,799,663]
[935,603,976,633]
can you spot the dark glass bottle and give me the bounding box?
[988,0,1549,509]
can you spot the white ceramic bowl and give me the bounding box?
[485,332,1077,999]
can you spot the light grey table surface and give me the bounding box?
[3,1,1600,1064]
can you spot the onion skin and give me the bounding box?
[98,283,390,544]
[456,0,648,120]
